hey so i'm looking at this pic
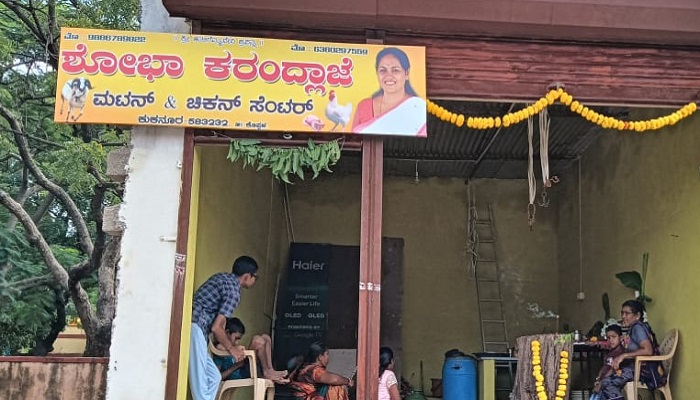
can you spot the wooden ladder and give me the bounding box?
[474,203,509,353]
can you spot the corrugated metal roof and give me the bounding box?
[336,100,628,179]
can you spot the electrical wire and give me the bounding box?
[578,157,583,295]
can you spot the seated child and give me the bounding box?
[590,324,625,400]
[212,317,288,383]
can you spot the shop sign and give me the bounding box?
[54,28,427,136]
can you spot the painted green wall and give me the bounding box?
[193,146,288,341]
[556,110,700,398]
[286,175,560,391]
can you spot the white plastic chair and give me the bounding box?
[208,335,275,400]
[624,329,678,400]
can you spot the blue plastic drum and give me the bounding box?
[442,356,477,400]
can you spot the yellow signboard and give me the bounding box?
[54,28,427,137]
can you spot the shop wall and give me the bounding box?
[556,110,700,398]
[287,175,560,391]
[193,146,288,341]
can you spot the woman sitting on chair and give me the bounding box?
[289,341,353,400]
[599,299,665,400]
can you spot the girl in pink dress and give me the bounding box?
[378,347,401,400]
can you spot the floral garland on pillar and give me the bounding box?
[530,339,571,400]
[427,88,698,132]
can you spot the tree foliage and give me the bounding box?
[0,0,138,356]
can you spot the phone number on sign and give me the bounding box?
[187,117,229,127]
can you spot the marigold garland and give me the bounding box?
[530,339,571,400]
[427,88,698,132]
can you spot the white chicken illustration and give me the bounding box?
[325,90,353,131]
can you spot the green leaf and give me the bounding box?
[602,292,610,320]
[615,271,643,291]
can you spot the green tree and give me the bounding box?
[0,0,138,356]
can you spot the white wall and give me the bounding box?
[106,127,185,399]
[105,2,189,398]
[106,0,191,377]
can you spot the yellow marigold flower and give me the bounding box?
[581,107,590,117]
[503,119,511,128]
[690,102,697,112]
[575,104,584,114]
[467,117,474,128]
[536,385,545,392]
[560,359,568,366]
[558,378,566,385]
[569,101,579,112]
[561,372,568,380]
[450,113,458,124]
[558,384,567,391]
[495,116,502,128]
[560,368,567,374]
[556,390,566,397]
[536,374,544,382]
[557,88,564,96]
[456,114,465,127]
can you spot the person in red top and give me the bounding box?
[591,324,625,400]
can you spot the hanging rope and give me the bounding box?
[539,108,551,187]
[538,109,551,207]
[527,115,536,230]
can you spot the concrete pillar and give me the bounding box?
[102,205,125,236]
[105,1,189,398]
[106,147,131,183]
